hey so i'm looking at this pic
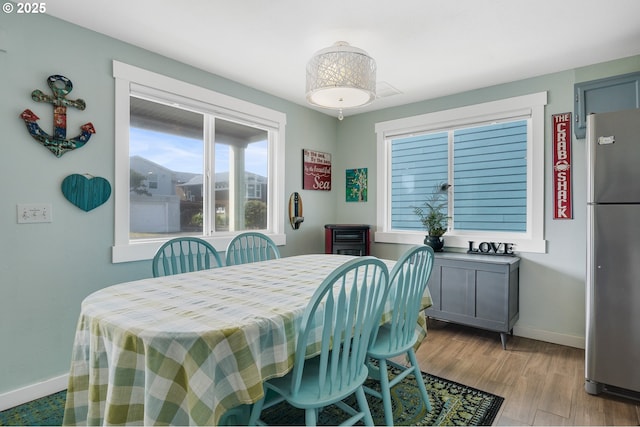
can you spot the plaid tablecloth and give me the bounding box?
[63,254,431,426]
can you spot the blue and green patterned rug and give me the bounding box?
[0,390,66,426]
[0,367,502,426]
[260,365,503,426]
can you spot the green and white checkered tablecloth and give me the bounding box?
[63,254,431,426]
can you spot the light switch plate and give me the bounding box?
[17,204,53,223]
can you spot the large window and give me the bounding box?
[112,61,286,262]
[376,93,547,253]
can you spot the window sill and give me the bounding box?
[374,231,546,254]
[112,233,287,263]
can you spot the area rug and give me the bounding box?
[260,363,503,426]
[0,390,66,426]
[0,367,502,426]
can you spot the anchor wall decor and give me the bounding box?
[20,75,95,157]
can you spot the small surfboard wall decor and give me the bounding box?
[20,75,96,157]
[288,192,304,229]
[61,174,111,212]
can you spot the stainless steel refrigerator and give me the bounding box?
[585,107,640,399]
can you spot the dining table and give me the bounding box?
[62,254,432,426]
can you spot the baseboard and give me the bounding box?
[514,325,585,349]
[0,374,68,412]
[0,327,583,412]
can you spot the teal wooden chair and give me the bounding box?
[248,257,390,426]
[152,237,223,277]
[364,245,435,426]
[225,232,280,266]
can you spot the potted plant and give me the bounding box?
[413,183,450,251]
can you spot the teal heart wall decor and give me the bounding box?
[61,174,111,212]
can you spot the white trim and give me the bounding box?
[0,374,68,412]
[113,73,130,255]
[375,92,548,254]
[374,231,546,253]
[513,325,585,349]
[111,61,287,263]
[112,233,286,264]
[0,325,581,413]
[113,62,284,127]
[0,324,582,414]
[375,92,547,136]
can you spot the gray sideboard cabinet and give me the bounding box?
[425,252,520,349]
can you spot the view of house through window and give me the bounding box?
[129,96,268,240]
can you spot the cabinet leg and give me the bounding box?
[500,332,507,350]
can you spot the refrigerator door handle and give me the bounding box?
[597,136,615,145]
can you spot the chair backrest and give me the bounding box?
[373,245,435,352]
[152,237,223,277]
[290,257,390,400]
[224,232,280,266]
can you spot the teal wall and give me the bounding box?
[335,55,640,348]
[0,12,337,395]
[1,10,639,398]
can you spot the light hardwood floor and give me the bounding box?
[414,320,640,426]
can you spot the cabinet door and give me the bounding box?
[440,266,475,317]
[574,72,640,138]
[475,270,507,324]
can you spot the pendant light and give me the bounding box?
[306,41,376,120]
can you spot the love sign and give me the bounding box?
[61,174,111,212]
[467,241,515,256]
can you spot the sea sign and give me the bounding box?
[467,241,515,256]
[302,149,331,191]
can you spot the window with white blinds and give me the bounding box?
[376,92,547,253]
[390,120,527,233]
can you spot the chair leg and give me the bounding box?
[355,386,375,426]
[219,405,249,426]
[305,407,317,426]
[248,397,265,426]
[378,358,395,426]
[407,348,432,412]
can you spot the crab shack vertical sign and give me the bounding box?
[552,113,573,219]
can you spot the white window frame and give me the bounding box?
[112,61,286,263]
[375,92,547,253]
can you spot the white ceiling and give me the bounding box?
[45,0,640,118]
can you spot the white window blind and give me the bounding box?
[453,120,527,232]
[390,132,448,230]
[390,119,527,234]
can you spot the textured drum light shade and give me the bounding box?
[306,41,376,119]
